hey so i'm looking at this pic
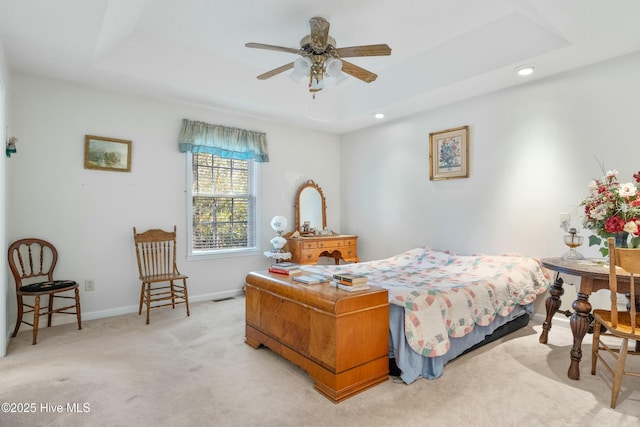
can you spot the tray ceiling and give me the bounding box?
[2,0,640,134]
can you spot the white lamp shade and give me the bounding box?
[332,71,348,85]
[325,58,342,77]
[270,236,287,250]
[270,216,287,233]
[289,57,312,82]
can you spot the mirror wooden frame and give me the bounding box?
[294,179,327,234]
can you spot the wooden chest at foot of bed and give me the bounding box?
[244,271,389,403]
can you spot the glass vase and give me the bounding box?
[614,231,629,248]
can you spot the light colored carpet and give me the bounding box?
[1,296,639,427]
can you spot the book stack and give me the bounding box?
[292,274,329,285]
[268,262,301,275]
[331,273,370,291]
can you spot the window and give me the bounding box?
[188,153,257,256]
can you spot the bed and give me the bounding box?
[301,247,552,384]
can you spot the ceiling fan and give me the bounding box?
[245,17,391,94]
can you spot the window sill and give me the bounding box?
[187,247,261,261]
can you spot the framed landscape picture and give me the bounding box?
[429,126,469,180]
[84,135,132,172]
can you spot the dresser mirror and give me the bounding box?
[295,179,327,234]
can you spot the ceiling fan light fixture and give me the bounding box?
[322,71,348,90]
[325,57,342,77]
[289,57,312,82]
[332,71,348,86]
[310,71,325,91]
[308,58,326,92]
[310,79,325,91]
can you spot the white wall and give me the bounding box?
[6,73,340,325]
[341,51,640,314]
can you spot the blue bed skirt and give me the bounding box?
[388,303,533,384]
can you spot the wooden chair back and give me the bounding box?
[608,237,640,333]
[133,225,181,279]
[8,238,58,289]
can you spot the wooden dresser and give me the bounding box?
[284,235,359,265]
[244,271,389,403]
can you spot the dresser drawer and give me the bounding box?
[300,249,319,264]
[343,239,357,248]
[317,239,343,249]
[302,241,318,249]
[341,247,358,260]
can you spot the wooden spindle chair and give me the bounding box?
[133,226,190,324]
[8,238,82,345]
[591,237,640,408]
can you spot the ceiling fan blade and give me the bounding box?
[335,44,392,58]
[341,60,378,83]
[256,62,294,80]
[245,42,300,55]
[309,17,330,50]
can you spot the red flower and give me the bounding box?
[604,215,626,233]
[634,171,640,183]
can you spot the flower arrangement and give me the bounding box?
[580,169,640,256]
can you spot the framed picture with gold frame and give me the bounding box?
[429,126,469,180]
[84,135,132,172]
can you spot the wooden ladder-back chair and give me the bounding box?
[8,238,82,345]
[591,237,640,408]
[133,225,190,324]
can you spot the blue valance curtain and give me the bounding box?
[178,119,269,162]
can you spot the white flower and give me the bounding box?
[618,182,637,198]
[587,180,598,193]
[606,170,619,178]
[623,221,639,234]
[590,204,608,220]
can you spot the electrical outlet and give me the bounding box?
[85,279,95,292]
[559,212,570,229]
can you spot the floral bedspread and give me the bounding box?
[302,247,551,357]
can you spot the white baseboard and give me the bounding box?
[7,288,245,331]
[81,289,244,322]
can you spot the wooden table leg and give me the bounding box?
[568,292,592,380]
[539,275,565,344]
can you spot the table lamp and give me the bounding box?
[563,227,584,259]
[560,212,584,260]
[269,215,288,252]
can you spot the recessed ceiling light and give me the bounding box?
[374,113,385,119]
[515,64,535,76]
